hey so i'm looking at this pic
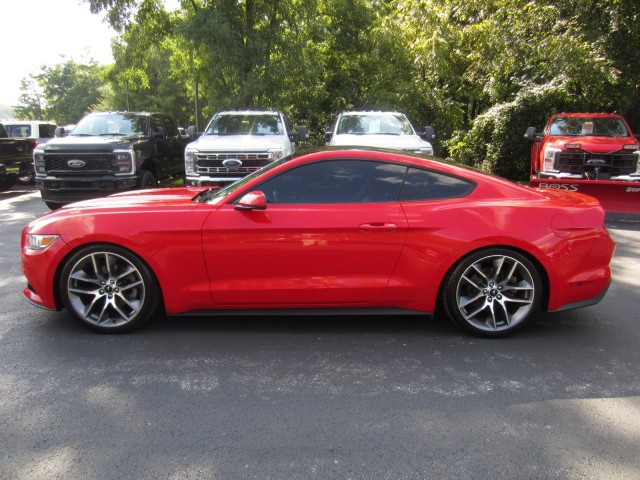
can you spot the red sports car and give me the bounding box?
[21,148,615,336]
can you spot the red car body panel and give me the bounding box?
[21,149,615,320]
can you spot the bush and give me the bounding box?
[444,79,576,181]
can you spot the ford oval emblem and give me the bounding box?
[222,159,242,168]
[67,159,86,168]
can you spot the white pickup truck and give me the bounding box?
[184,110,309,187]
[325,111,435,155]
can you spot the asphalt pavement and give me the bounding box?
[1,189,639,480]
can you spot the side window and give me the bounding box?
[162,116,178,137]
[399,167,475,201]
[40,124,57,138]
[151,116,164,137]
[256,160,406,204]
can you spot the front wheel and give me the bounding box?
[138,170,157,189]
[59,244,160,333]
[442,248,542,337]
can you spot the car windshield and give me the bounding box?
[72,114,149,136]
[194,154,292,204]
[204,114,283,136]
[336,113,415,136]
[549,117,630,137]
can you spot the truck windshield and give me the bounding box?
[337,113,415,135]
[549,117,630,137]
[205,114,283,136]
[72,114,149,136]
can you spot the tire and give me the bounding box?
[45,202,63,210]
[0,173,17,191]
[16,172,35,185]
[138,170,157,189]
[17,162,35,185]
[442,248,542,337]
[59,244,160,333]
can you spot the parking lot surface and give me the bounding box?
[1,189,639,479]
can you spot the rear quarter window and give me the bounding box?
[399,167,475,201]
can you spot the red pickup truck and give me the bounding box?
[525,113,640,214]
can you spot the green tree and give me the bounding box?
[38,58,104,124]
[14,76,45,120]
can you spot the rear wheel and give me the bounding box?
[59,244,159,333]
[442,248,541,337]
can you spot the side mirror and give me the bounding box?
[186,125,201,140]
[235,191,267,211]
[297,125,309,141]
[524,126,538,142]
[324,130,333,144]
[55,127,67,137]
[423,126,436,141]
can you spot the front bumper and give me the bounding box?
[36,175,139,204]
[185,175,238,187]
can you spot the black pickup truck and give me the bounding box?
[34,111,187,209]
[0,123,37,191]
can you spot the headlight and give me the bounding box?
[543,147,561,171]
[27,234,59,251]
[268,147,285,161]
[418,146,433,156]
[113,149,134,174]
[185,149,198,175]
[34,152,46,174]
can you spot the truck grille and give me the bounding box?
[557,151,637,176]
[195,152,272,176]
[45,154,113,173]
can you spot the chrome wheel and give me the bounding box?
[60,245,158,332]
[444,250,540,336]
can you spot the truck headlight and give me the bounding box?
[418,146,433,156]
[268,147,285,161]
[34,152,46,174]
[113,149,134,174]
[543,147,561,171]
[185,149,198,175]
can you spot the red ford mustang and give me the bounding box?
[21,148,615,336]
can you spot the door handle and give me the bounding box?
[359,222,398,232]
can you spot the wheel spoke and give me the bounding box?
[455,253,537,333]
[66,250,147,329]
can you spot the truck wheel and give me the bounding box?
[0,173,17,191]
[16,172,35,185]
[138,170,156,189]
[17,162,35,185]
[45,202,63,210]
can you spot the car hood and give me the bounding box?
[546,135,637,152]
[329,134,431,150]
[58,187,208,211]
[189,134,287,150]
[42,135,145,151]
